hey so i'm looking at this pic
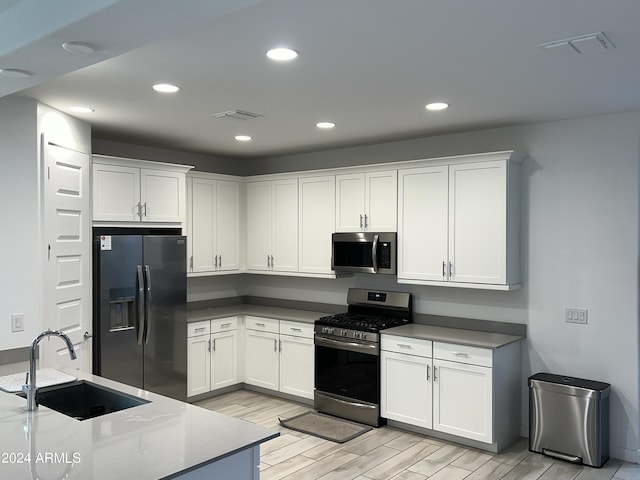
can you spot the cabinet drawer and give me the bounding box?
[211,316,237,332]
[245,316,279,333]
[279,320,313,339]
[433,342,492,367]
[188,321,211,338]
[381,335,432,357]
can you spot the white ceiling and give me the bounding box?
[4,0,640,158]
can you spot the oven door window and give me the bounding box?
[315,343,379,404]
[333,242,374,268]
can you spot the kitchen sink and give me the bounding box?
[20,380,150,421]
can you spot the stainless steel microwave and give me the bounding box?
[331,232,397,274]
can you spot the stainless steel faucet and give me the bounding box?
[22,329,77,411]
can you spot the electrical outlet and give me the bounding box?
[11,313,24,332]
[565,308,588,324]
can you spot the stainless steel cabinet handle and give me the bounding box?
[221,323,231,328]
[143,202,148,217]
[453,352,469,358]
[208,338,211,352]
[442,261,446,277]
[273,339,277,352]
[291,327,302,332]
[212,338,216,352]
[195,327,206,332]
[136,202,142,218]
[449,262,453,277]
[256,322,265,327]
[189,255,193,270]
[397,343,412,349]
[219,255,222,267]
[433,365,438,381]
[364,214,368,228]
[360,214,363,229]
[279,339,282,352]
[426,364,430,381]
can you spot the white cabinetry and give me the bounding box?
[398,152,522,290]
[187,317,238,397]
[244,317,314,400]
[335,170,397,232]
[381,333,522,452]
[298,175,335,275]
[246,179,298,272]
[432,342,493,444]
[381,336,433,429]
[93,155,192,224]
[187,174,241,274]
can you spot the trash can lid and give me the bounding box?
[528,373,611,398]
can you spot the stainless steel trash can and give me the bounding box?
[529,373,610,468]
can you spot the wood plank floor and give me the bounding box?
[195,390,638,480]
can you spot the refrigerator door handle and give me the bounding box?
[144,265,152,344]
[136,265,145,346]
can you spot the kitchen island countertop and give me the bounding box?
[0,368,278,479]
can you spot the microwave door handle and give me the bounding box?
[372,234,379,273]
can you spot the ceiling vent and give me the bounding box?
[538,32,615,55]
[212,109,263,120]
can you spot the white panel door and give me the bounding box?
[246,182,272,270]
[42,138,91,372]
[190,178,216,272]
[244,329,279,390]
[211,330,238,390]
[298,175,335,274]
[335,173,365,232]
[187,334,211,397]
[279,334,314,399]
[381,351,432,428]
[92,163,140,222]
[271,179,298,272]
[398,166,448,281]
[449,161,507,284]
[365,170,397,232]
[216,181,240,271]
[140,168,185,223]
[433,359,493,443]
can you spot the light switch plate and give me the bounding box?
[565,308,588,324]
[11,313,24,332]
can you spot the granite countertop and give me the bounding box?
[0,368,278,479]
[187,304,334,324]
[383,324,523,349]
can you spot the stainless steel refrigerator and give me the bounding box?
[93,229,187,401]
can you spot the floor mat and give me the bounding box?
[279,411,372,443]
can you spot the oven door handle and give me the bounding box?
[315,335,379,355]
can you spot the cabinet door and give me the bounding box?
[449,161,507,284]
[398,166,448,281]
[244,329,279,390]
[298,175,336,274]
[335,173,365,232]
[93,163,140,222]
[216,180,240,271]
[190,177,217,272]
[365,170,397,232]
[246,181,272,270]
[211,330,238,390]
[140,168,185,223]
[381,351,432,428]
[187,335,211,397]
[279,334,314,399]
[271,179,298,271]
[433,358,492,443]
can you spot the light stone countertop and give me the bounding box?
[383,324,523,349]
[187,304,333,324]
[0,368,278,479]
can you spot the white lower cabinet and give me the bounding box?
[187,317,238,397]
[244,317,314,400]
[381,334,521,451]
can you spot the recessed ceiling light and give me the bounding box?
[316,122,336,129]
[153,83,180,93]
[266,47,299,61]
[69,106,94,113]
[62,42,95,54]
[0,68,32,79]
[234,135,252,142]
[426,102,449,111]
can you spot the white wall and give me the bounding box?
[0,96,90,351]
[190,110,640,462]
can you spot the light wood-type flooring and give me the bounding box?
[195,390,639,480]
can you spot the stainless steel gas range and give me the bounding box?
[314,288,412,427]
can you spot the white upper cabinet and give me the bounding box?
[187,174,241,274]
[298,175,336,275]
[92,155,192,224]
[246,179,298,272]
[335,170,397,232]
[398,152,522,290]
